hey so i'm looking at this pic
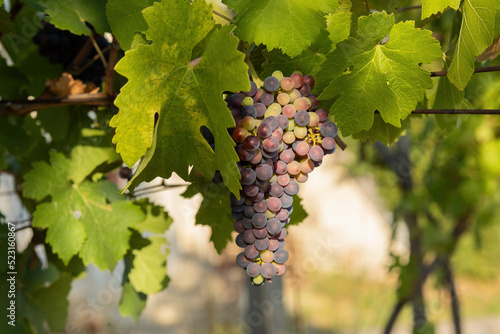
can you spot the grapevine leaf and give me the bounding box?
[182,180,233,253]
[421,0,460,19]
[326,11,352,47]
[496,0,500,35]
[106,0,154,51]
[133,199,173,234]
[119,282,147,321]
[23,151,145,268]
[128,236,169,294]
[223,0,338,56]
[111,0,249,195]
[68,146,120,184]
[288,194,308,226]
[318,12,442,136]
[261,30,332,77]
[353,115,408,144]
[22,0,110,35]
[448,0,496,90]
[431,76,468,135]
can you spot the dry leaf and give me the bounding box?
[477,36,500,62]
[45,72,100,96]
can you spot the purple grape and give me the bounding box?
[255,163,273,181]
[320,121,338,138]
[263,76,280,92]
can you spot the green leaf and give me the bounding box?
[111,0,249,195]
[318,12,442,136]
[261,30,332,77]
[431,76,467,135]
[68,146,120,184]
[353,114,408,144]
[223,0,338,57]
[326,11,352,47]
[128,236,169,294]
[133,198,173,234]
[182,180,233,253]
[288,194,308,225]
[23,151,145,269]
[119,282,147,321]
[106,0,155,51]
[448,0,496,90]
[22,0,110,35]
[421,0,460,19]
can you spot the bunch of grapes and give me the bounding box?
[33,23,110,85]
[228,71,338,286]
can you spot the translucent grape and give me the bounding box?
[242,116,256,131]
[290,72,303,88]
[308,112,320,127]
[288,89,301,103]
[260,249,274,263]
[296,172,309,183]
[293,97,309,111]
[283,131,296,145]
[242,96,254,106]
[271,127,283,141]
[279,149,295,163]
[309,146,324,162]
[282,104,296,119]
[232,127,248,143]
[300,159,314,173]
[287,161,300,175]
[267,197,282,212]
[272,70,284,81]
[277,92,290,106]
[294,141,310,156]
[321,136,336,150]
[274,263,286,276]
[293,126,308,139]
[277,174,290,187]
[280,77,294,91]
[274,161,288,175]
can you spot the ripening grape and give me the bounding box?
[290,72,303,88]
[294,110,310,127]
[294,141,310,156]
[246,262,261,277]
[242,116,256,130]
[264,76,280,92]
[273,249,289,264]
[227,72,339,285]
[294,126,308,139]
[257,123,272,139]
[260,92,274,106]
[320,121,339,138]
[309,146,325,162]
[281,77,294,91]
[321,137,336,150]
[282,104,296,119]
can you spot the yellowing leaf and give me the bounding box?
[110,0,249,195]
